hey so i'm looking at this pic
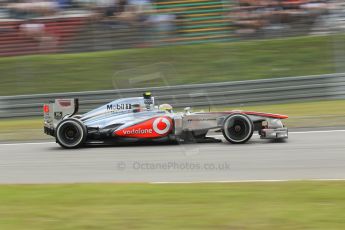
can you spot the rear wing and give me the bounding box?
[43,99,79,134]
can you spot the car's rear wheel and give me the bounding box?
[222,113,254,144]
[56,118,87,149]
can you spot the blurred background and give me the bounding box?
[0,0,343,54]
[0,0,345,91]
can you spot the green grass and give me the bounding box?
[0,35,339,96]
[0,118,46,141]
[0,181,345,229]
[1,99,344,142]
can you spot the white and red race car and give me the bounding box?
[44,93,288,148]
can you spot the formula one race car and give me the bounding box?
[43,93,288,148]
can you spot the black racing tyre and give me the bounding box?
[55,118,87,149]
[222,113,254,144]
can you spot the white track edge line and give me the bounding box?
[289,130,345,134]
[0,142,54,146]
[150,178,345,184]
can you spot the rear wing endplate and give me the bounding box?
[43,98,79,129]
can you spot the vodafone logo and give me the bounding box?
[123,129,153,135]
[115,116,172,138]
[153,117,171,135]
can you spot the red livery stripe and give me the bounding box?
[243,111,288,119]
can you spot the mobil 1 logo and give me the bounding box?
[107,103,132,112]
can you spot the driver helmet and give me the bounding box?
[159,104,173,113]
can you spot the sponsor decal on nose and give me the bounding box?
[115,116,172,138]
[153,117,171,135]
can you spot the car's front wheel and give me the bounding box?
[56,118,87,149]
[222,113,254,144]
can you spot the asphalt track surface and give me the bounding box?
[0,130,345,184]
